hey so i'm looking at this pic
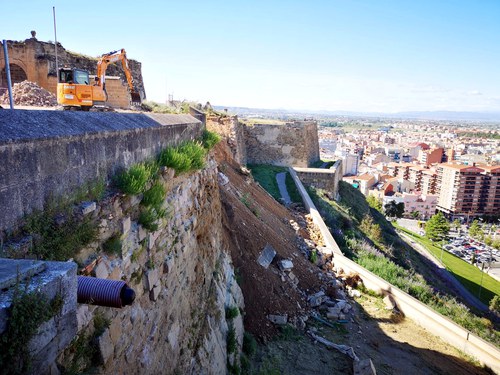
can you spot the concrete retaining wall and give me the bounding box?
[293,161,342,196]
[289,168,500,373]
[0,110,202,235]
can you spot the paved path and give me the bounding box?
[276,172,291,205]
[398,231,488,312]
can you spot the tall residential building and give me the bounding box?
[436,163,500,219]
[418,147,444,166]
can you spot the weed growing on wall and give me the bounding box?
[158,140,208,175]
[25,210,97,261]
[141,182,166,209]
[0,284,62,374]
[158,147,192,174]
[202,129,221,150]
[114,164,151,195]
[102,234,122,256]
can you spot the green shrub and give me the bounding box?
[102,234,122,256]
[0,286,62,374]
[202,129,221,150]
[227,326,237,354]
[138,207,160,232]
[309,249,318,263]
[115,164,150,195]
[240,354,251,373]
[141,183,166,209]
[158,147,191,174]
[242,332,257,357]
[226,306,240,320]
[25,211,97,261]
[179,141,206,170]
[93,312,110,337]
[489,295,500,314]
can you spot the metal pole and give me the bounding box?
[53,6,58,75]
[2,40,14,109]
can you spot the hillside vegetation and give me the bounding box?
[309,182,500,346]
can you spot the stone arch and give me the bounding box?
[0,63,28,87]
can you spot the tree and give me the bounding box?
[366,195,383,212]
[425,212,450,242]
[468,220,483,239]
[484,236,493,246]
[452,219,461,232]
[384,201,404,219]
[360,214,382,243]
[410,211,421,220]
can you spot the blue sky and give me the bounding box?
[1,0,500,112]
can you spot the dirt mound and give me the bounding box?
[214,142,331,339]
[0,81,57,107]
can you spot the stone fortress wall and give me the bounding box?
[0,111,243,374]
[0,34,145,108]
[244,120,320,167]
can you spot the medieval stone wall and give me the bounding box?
[244,121,320,167]
[207,115,247,165]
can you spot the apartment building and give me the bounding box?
[436,163,500,219]
[418,147,444,166]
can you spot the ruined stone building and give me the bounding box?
[0,32,145,108]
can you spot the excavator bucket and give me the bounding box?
[130,92,141,105]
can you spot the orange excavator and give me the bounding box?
[57,48,141,110]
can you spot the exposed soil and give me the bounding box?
[213,140,492,374]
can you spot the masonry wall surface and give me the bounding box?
[244,121,320,167]
[0,110,202,235]
[206,115,247,165]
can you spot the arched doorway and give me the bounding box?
[0,64,28,87]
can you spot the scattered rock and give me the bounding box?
[257,243,276,269]
[218,172,229,186]
[354,358,377,375]
[80,201,97,215]
[267,314,288,325]
[278,259,294,271]
[308,291,326,307]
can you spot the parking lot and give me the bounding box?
[397,218,500,280]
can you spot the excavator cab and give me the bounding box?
[57,68,98,110]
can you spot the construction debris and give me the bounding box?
[308,331,360,361]
[0,81,57,107]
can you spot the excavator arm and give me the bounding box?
[95,49,141,104]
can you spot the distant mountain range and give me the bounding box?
[214,106,500,123]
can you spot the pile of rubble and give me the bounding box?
[0,81,58,107]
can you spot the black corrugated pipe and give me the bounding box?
[77,276,135,308]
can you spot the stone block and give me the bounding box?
[29,317,57,356]
[80,201,97,215]
[308,291,326,307]
[97,329,114,364]
[146,268,159,291]
[109,319,122,345]
[267,314,288,325]
[94,260,110,279]
[138,225,147,242]
[76,305,92,331]
[122,216,131,235]
[150,284,161,301]
[278,259,294,271]
[354,358,377,375]
[257,244,276,269]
